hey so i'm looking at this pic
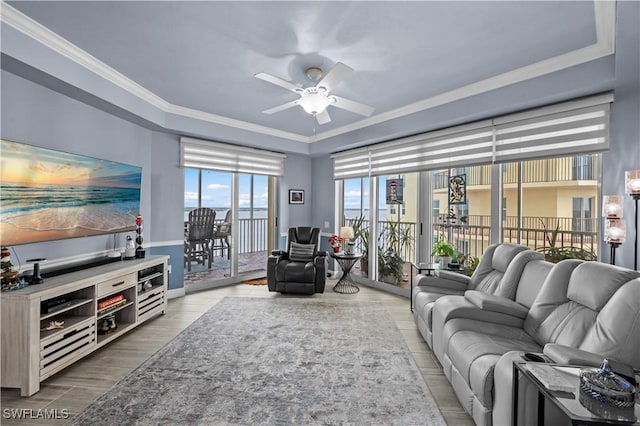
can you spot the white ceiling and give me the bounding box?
[2,1,616,155]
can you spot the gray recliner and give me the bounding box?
[413,243,543,350]
[267,227,327,294]
[437,260,640,426]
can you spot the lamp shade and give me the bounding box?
[625,170,640,196]
[298,93,332,115]
[605,218,626,243]
[603,195,624,219]
[340,226,354,240]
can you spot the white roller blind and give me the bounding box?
[180,137,286,176]
[493,101,610,164]
[333,121,494,179]
[332,94,612,179]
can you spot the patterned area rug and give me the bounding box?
[69,297,445,426]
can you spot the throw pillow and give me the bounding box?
[289,242,316,262]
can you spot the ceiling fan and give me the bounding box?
[255,62,375,125]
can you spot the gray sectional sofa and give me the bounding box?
[413,245,640,426]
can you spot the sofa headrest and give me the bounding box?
[491,244,530,272]
[567,262,640,311]
[514,259,554,308]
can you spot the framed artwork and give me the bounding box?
[385,178,404,204]
[448,174,467,205]
[289,189,304,204]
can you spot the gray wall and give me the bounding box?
[0,70,186,288]
[311,155,335,233]
[603,0,640,269]
[278,153,312,236]
[1,70,152,261]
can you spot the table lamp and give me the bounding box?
[340,226,354,254]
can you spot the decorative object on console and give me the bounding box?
[1,246,22,291]
[625,170,640,270]
[40,321,65,331]
[579,358,636,409]
[26,258,46,285]
[135,213,145,258]
[124,236,136,259]
[604,219,625,265]
[340,226,354,254]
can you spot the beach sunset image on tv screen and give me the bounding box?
[0,140,142,246]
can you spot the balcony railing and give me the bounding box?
[434,154,599,189]
[345,215,598,265]
[185,218,268,255]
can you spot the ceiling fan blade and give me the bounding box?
[315,109,331,125]
[332,96,375,117]
[262,100,299,115]
[316,62,353,92]
[255,72,302,93]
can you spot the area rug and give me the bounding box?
[69,297,445,426]
[242,277,267,285]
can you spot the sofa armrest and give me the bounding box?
[271,250,285,256]
[464,290,529,319]
[416,274,470,292]
[316,250,328,257]
[543,344,636,383]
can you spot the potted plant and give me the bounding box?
[328,234,343,253]
[378,248,404,284]
[350,216,369,275]
[432,236,456,268]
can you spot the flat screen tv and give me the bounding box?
[0,139,142,246]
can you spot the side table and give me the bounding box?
[513,362,639,425]
[331,252,362,294]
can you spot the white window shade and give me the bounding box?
[332,94,612,179]
[332,122,494,179]
[180,137,286,176]
[493,102,610,163]
[368,124,494,177]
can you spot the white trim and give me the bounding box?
[167,287,186,299]
[146,240,184,248]
[0,1,616,145]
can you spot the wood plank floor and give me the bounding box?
[0,282,473,425]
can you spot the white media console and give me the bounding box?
[1,255,168,396]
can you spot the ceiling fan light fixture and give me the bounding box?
[298,90,333,115]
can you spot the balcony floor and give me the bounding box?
[184,251,267,285]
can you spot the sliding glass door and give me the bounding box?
[184,169,273,291]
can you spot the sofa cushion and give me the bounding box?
[289,242,315,262]
[490,243,529,272]
[448,328,541,406]
[566,263,640,311]
[275,260,316,282]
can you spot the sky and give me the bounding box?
[184,169,268,209]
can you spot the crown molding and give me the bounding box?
[1,1,616,146]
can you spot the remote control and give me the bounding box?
[524,364,574,393]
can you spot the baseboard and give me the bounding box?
[167,287,186,299]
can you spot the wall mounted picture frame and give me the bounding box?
[289,189,304,204]
[448,174,467,205]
